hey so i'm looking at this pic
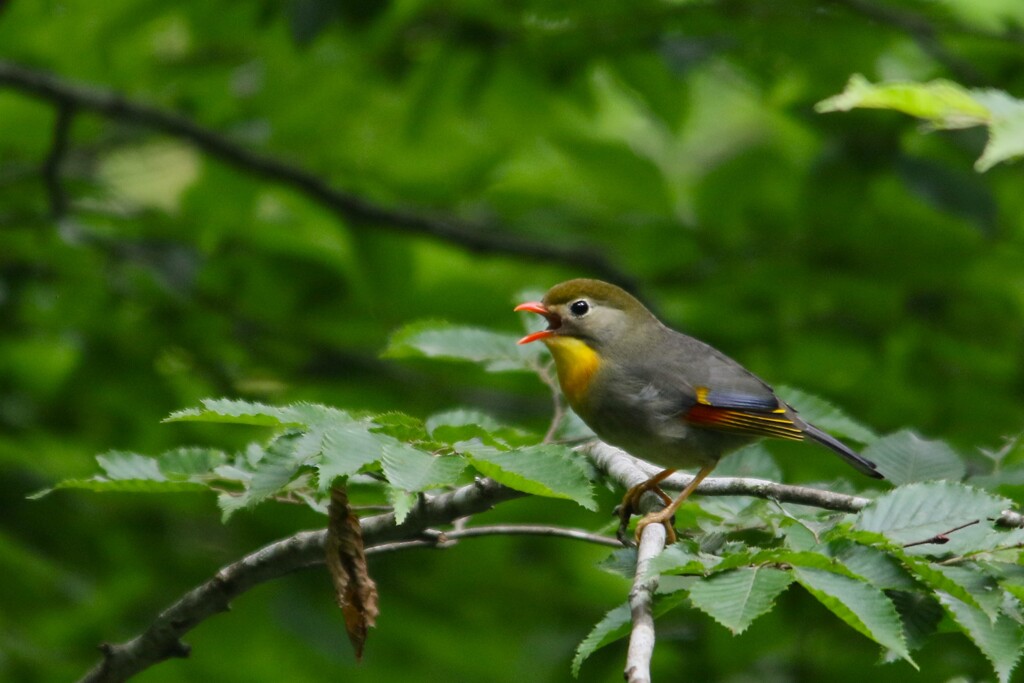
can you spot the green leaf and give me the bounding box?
[372,411,428,442]
[862,430,965,485]
[571,591,690,677]
[383,321,542,372]
[889,591,944,654]
[218,434,311,521]
[647,542,718,576]
[164,398,299,425]
[816,75,989,126]
[165,399,343,427]
[776,387,877,444]
[817,76,1024,172]
[156,447,228,478]
[316,422,395,490]
[855,482,1011,553]
[972,90,1024,172]
[834,542,915,591]
[426,408,535,448]
[794,567,914,665]
[712,442,781,480]
[571,602,631,678]
[97,451,166,481]
[464,443,596,510]
[596,547,638,578]
[688,567,793,634]
[381,443,466,492]
[387,486,417,525]
[28,477,208,499]
[940,594,1024,683]
[899,556,998,618]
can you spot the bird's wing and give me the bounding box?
[682,386,805,441]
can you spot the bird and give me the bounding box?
[514,278,882,543]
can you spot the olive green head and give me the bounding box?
[516,279,658,350]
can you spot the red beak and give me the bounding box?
[514,301,560,344]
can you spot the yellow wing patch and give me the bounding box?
[688,386,804,441]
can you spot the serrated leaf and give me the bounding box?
[381,443,466,492]
[218,434,310,521]
[794,567,914,665]
[835,542,915,591]
[688,567,792,634]
[165,399,344,427]
[972,90,1024,172]
[863,431,965,485]
[776,387,877,444]
[97,451,166,481]
[165,398,299,425]
[157,447,227,478]
[856,482,1011,553]
[647,542,716,577]
[817,76,1024,172]
[28,477,208,499]
[386,486,417,524]
[317,422,395,490]
[383,321,542,372]
[889,590,943,654]
[372,412,428,442]
[597,547,638,578]
[816,75,988,126]
[940,593,1024,683]
[426,408,507,434]
[571,591,689,677]
[899,556,997,618]
[427,408,536,449]
[571,602,631,677]
[464,443,596,510]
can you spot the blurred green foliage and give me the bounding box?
[2,0,1024,681]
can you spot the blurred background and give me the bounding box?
[2,1,1023,681]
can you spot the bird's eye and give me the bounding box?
[569,300,590,317]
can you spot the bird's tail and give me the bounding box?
[803,424,883,479]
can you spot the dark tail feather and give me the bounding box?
[803,423,884,479]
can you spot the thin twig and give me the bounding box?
[0,59,634,287]
[535,360,566,444]
[902,520,981,548]
[438,523,621,547]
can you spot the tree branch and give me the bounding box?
[76,478,524,683]
[75,439,1024,682]
[624,519,665,683]
[0,59,635,287]
[42,101,75,219]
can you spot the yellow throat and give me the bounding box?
[543,336,601,408]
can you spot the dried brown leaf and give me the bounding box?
[326,486,379,660]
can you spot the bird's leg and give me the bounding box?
[634,464,716,545]
[614,468,676,544]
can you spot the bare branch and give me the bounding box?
[582,440,872,513]
[438,523,620,547]
[624,514,666,683]
[0,59,634,287]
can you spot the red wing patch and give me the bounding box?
[684,386,804,441]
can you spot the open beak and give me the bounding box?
[514,301,561,344]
